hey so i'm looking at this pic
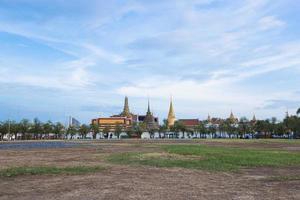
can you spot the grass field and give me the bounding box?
[108,144,300,171]
[0,166,105,177]
[0,139,299,200]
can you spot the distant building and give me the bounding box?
[178,119,200,130]
[91,97,134,132]
[111,96,137,121]
[69,116,80,128]
[228,111,238,124]
[91,117,132,132]
[167,97,176,127]
[142,100,159,131]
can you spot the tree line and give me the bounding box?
[1,108,300,140]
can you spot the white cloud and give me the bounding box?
[258,16,285,30]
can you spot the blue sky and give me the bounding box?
[0,0,300,124]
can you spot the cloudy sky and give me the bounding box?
[0,0,300,123]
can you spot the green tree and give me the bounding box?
[19,119,31,140]
[173,121,187,139]
[208,125,217,138]
[103,126,110,139]
[134,122,145,138]
[90,123,100,139]
[67,126,77,139]
[0,121,4,140]
[9,121,18,140]
[238,117,249,138]
[53,122,65,139]
[125,126,134,138]
[43,120,53,139]
[158,124,167,138]
[32,118,43,140]
[79,124,90,139]
[297,108,300,116]
[275,122,285,138]
[114,123,123,139]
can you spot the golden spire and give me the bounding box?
[229,110,234,119]
[207,113,211,122]
[167,96,176,127]
[252,114,256,121]
[121,96,131,117]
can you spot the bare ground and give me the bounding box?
[0,140,299,200]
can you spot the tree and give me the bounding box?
[32,118,43,139]
[238,117,249,138]
[158,124,167,138]
[275,122,285,138]
[208,125,217,138]
[114,123,122,139]
[173,121,187,139]
[134,122,145,138]
[19,119,31,140]
[125,126,134,138]
[103,126,110,139]
[79,124,90,139]
[297,108,300,116]
[90,123,100,139]
[67,126,77,139]
[53,122,64,139]
[9,121,18,140]
[284,115,300,139]
[0,121,4,140]
[43,120,53,139]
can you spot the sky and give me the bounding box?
[0,0,300,124]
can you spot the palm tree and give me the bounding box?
[67,126,77,139]
[173,121,186,139]
[114,123,122,139]
[32,118,42,140]
[208,125,217,138]
[103,126,110,139]
[53,122,64,139]
[125,126,134,138]
[19,119,31,140]
[43,120,53,139]
[90,123,100,139]
[238,117,249,138]
[79,124,90,139]
[297,108,300,116]
[158,124,167,139]
[134,122,145,138]
[0,121,4,141]
[8,120,18,140]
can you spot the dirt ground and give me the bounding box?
[0,140,299,200]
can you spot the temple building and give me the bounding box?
[228,111,238,124]
[91,117,132,132]
[91,97,135,133]
[177,119,200,130]
[112,96,137,121]
[142,100,159,131]
[167,97,176,127]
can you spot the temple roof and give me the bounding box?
[178,119,199,126]
[143,100,158,130]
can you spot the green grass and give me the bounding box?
[192,139,300,144]
[108,144,300,172]
[0,166,105,177]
